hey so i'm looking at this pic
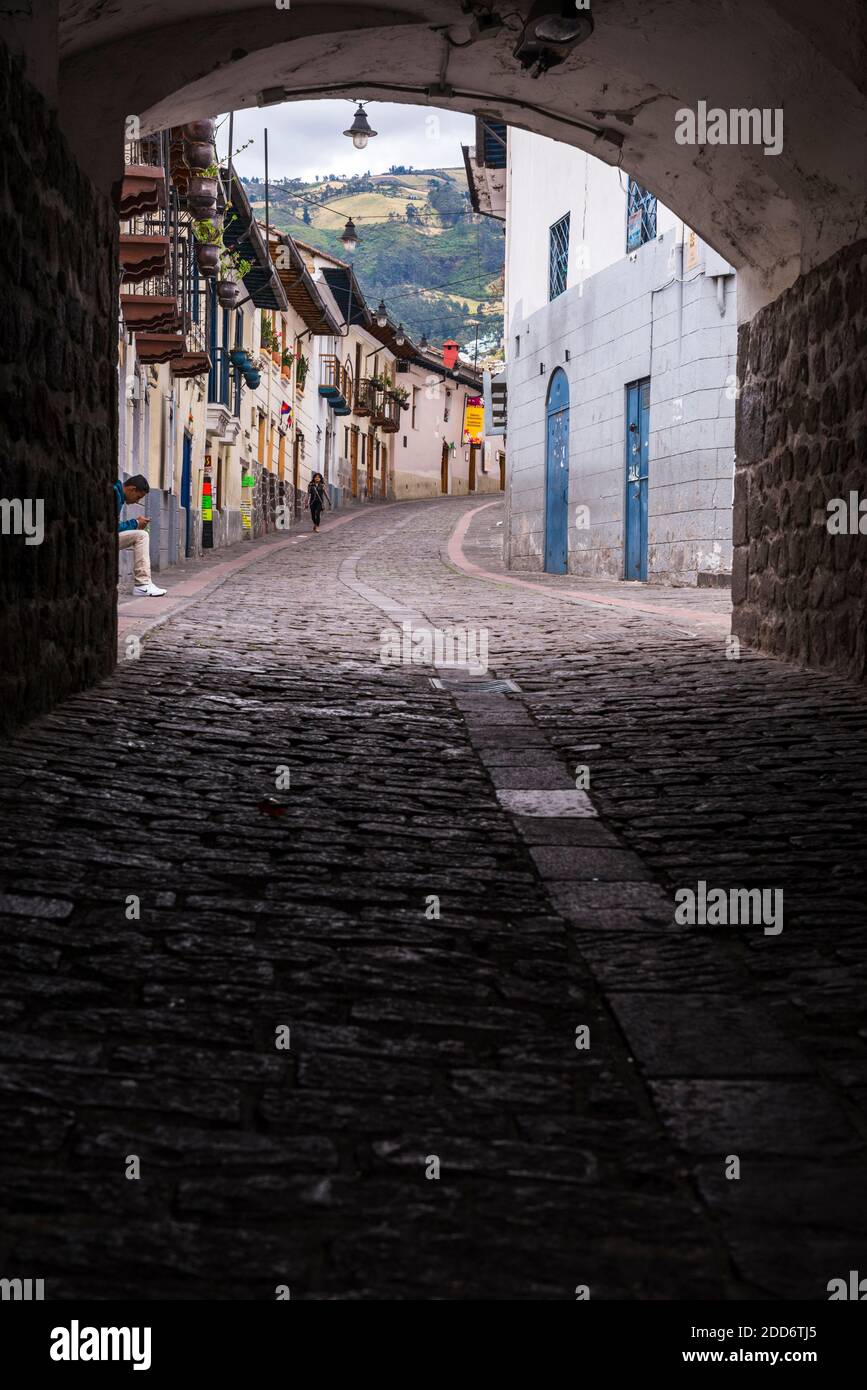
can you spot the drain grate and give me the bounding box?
[429,677,522,694]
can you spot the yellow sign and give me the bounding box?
[463,398,484,443]
[684,228,700,272]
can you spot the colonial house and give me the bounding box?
[116,118,502,592]
[465,122,737,586]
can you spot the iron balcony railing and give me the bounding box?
[319,354,353,411]
[372,387,401,432]
[355,378,376,416]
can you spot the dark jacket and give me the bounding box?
[307,480,330,509]
[114,480,138,533]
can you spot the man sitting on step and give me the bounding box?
[115,475,166,597]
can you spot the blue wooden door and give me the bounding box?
[181,432,193,557]
[624,378,650,580]
[544,369,570,573]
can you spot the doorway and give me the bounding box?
[350,427,359,498]
[544,369,570,574]
[468,444,478,493]
[291,435,301,517]
[180,431,193,558]
[624,377,650,581]
[441,442,449,494]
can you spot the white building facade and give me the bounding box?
[489,127,737,585]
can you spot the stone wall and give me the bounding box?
[0,40,118,736]
[732,239,867,682]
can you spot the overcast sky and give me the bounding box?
[216,100,474,181]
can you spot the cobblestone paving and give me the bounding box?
[1,497,865,1300]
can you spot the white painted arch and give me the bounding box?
[56,0,867,316]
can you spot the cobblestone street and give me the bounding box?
[1,497,866,1300]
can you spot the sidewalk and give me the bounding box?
[116,505,388,657]
[449,501,732,635]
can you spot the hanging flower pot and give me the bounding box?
[185,140,216,171]
[196,243,220,276]
[216,279,240,309]
[183,119,216,144]
[243,369,261,390]
[187,176,218,207]
[229,348,250,369]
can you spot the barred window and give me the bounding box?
[626,178,657,252]
[548,213,570,301]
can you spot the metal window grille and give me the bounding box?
[626,178,657,252]
[548,213,570,301]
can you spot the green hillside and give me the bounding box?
[241,167,504,352]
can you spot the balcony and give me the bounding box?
[120,293,180,334]
[135,332,186,364]
[171,350,212,379]
[319,354,349,411]
[372,387,401,433]
[354,378,375,417]
[113,165,167,219]
[120,234,170,283]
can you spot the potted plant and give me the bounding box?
[187,165,219,211]
[183,119,216,144]
[216,252,251,308]
[295,352,309,391]
[197,245,219,276]
[260,320,282,364]
[393,386,410,410]
[185,140,216,171]
[217,280,240,309]
[193,216,223,276]
[281,349,293,379]
[229,347,251,369]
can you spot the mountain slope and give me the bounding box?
[243,167,504,353]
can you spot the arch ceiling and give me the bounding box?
[58,0,867,314]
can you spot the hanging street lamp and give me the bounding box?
[340,217,359,252]
[394,323,406,346]
[419,332,429,350]
[343,103,377,150]
[375,299,388,328]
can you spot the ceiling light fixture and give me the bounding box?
[514,1,594,74]
[343,103,377,150]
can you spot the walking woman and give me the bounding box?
[304,472,331,533]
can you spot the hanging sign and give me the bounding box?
[463,395,484,444]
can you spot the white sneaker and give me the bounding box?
[133,582,167,597]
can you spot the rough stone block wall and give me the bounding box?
[732,239,867,681]
[0,40,118,736]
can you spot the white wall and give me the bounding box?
[393,363,500,499]
[506,227,737,584]
[506,128,681,329]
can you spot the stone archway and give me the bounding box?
[2,1,866,730]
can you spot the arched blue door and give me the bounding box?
[544,368,570,573]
